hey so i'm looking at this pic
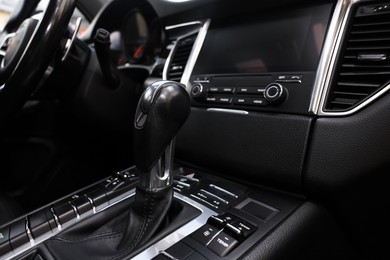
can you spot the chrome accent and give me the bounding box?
[132,192,217,260]
[62,17,82,62]
[226,223,242,236]
[50,207,61,231]
[165,21,202,31]
[209,184,238,198]
[162,19,210,91]
[190,194,218,209]
[180,19,210,89]
[207,108,249,115]
[206,228,223,246]
[85,196,96,214]
[3,188,136,260]
[200,189,229,204]
[70,203,80,219]
[25,218,34,243]
[310,0,387,116]
[174,180,190,187]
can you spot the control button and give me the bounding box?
[174,182,190,191]
[104,177,125,191]
[43,208,58,231]
[288,75,302,82]
[191,224,221,246]
[236,87,257,94]
[191,83,206,101]
[264,83,288,105]
[175,176,198,186]
[86,189,109,211]
[208,215,225,228]
[192,191,224,208]
[277,75,288,80]
[29,210,52,239]
[229,220,256,238]
[249,98,268,106]
[256,88,265,94]
[166,241,194,259]
[217,97,232,104]
[208,87,221,93]
[9,219,29,250]
[233,98,248,105]
[233,97,268,106]
[208,232,238,257]
[53,202,78,225]
[194,77,210,83]
[117,169,139,182]
[70,195,93,216]
[219,213,240,224]
[0,225,11,256]
[221,87,235,93]
[206,97,217,103]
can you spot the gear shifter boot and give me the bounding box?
[44,186,173,260]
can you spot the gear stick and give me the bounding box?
[44,81,191,259]
[134,80,191,189]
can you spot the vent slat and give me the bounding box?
[340,71,390,76]
[167,34,197,81]
[342,64,390,69]
[351,29,390,34]
[333,91,369,97]
[339,71,390,76]
[337,82,381,88]
[325,2,390,111]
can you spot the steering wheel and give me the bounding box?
[0,0,75,123]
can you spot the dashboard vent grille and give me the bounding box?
[325,2,390,111]
[167,34,196,82]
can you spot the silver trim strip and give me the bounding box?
[61,17,82,62]
[190,194,219,209]
[207,108,249,115]
[209,184,239,198]
[132,192,217,260]
[163,20,210,88]
[310,0,386,116]
[200,189,229,204]
[165,21,202,31]
[2,188,136,260]
[180,19,210,89]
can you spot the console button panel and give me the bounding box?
[190,72,316,114]
[0,167,139,260]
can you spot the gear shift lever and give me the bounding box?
[134,80,191,189]
[44,81,191,259]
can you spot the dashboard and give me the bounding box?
[1,0,389,259]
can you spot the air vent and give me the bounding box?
[325,2,390,111]
[166,34,197,82]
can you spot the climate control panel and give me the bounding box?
[189,73,316,114]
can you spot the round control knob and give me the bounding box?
[264,83,288,105]
[190,83,206,101]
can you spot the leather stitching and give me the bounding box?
[49,226,126,242]
[109,190,156,260]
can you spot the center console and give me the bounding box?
[0,166,303,260]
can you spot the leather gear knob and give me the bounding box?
[134,81,190,173]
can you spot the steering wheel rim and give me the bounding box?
[0,0,76,123]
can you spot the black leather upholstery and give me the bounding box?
[45,185,173,259]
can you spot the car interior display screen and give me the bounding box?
[193,4,333,74]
